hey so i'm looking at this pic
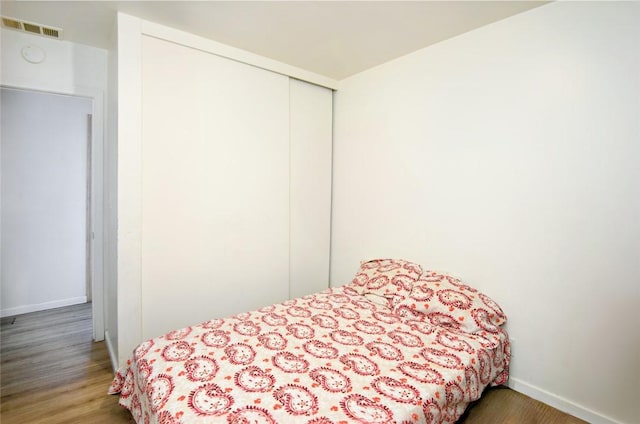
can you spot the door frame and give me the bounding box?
[1,84,105,341]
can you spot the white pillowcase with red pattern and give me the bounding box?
[350,258,422,308]
[350,259,506,334]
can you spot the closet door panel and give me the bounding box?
[141,36,290,339]
[289,79,333,298]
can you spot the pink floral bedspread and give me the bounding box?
[110,284,509,424]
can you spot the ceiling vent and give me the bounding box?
[1,16,63,40]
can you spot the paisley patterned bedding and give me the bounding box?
[110,261,510,424]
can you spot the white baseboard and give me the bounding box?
[104,329,118,372]
[1,296,88,318]
[507,377,624,424]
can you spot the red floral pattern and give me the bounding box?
[350,259,423,306]
[396,270,507,334]
[110,285,509,424]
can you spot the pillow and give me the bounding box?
[350,259,423,308]
[394,270,507,334]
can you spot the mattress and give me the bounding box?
[110,262,509,424]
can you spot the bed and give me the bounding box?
[110,259,510,424]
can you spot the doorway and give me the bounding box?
[0,86,104,340]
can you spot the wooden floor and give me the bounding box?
[0,304,587,424]
[0,303,133,423]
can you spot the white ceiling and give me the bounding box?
[0,1,547,80]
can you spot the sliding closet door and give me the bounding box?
[141,36,290,339]
[289,80,333,298]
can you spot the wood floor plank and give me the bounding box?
[0,303,587,424]
[462,386,588,424]
[0,303,135,423]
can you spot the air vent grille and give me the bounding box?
[23,22,40,34]
[1,16,63,39]
[2,17,21,29]
[42,27,60,38]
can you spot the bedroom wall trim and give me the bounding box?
[104,329,118,372]
[140,20,339,90]
[0,296,88,318]
[116,12,143,367]
[508,378,623,424]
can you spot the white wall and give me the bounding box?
[331,2,639,424]
[104,19,119,367]
[116,13,142,367]
[1,28,107,94]
[289,79,333,299]
[1,88,91,315]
